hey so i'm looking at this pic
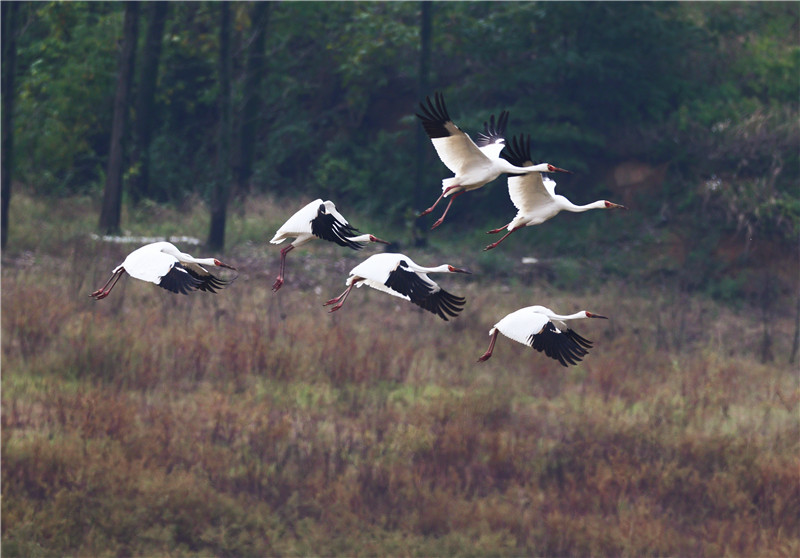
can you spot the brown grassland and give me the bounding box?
[2,194,799,557]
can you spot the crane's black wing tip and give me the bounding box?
[528,322,590,366]
[158,264,203,295]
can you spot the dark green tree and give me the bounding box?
[207,2,232,250]
[99,1,139,234]
[129,1,169,205]
[1,1,20,248]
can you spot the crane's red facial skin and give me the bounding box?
[448,265,472,274]
[605,201,627,210]
[369,235,390,244]
[548,164,572,174]
[214,259,237,270]
[586,312,609,319]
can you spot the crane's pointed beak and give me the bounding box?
[605,201,626,210]
[214,259,237,271]
[549,165,572,174]
[586,312,608,319]
[370,235,391,244]
[448,266,472,274]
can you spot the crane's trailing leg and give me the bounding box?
[89,269,124,300]
[323,282,356,312]
[484,228,518,251]
[419,185,461,218]
[430,191,465,230]
[477,330,499,362]
[272,245,294,292]
[486,225,507,234]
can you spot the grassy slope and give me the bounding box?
[2,194,799,557]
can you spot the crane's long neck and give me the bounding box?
[409,263,451,274]
[181,256,217,266]
[548,311,588,322]
[347,234,374,243]
[561,199,607,213]
[497,160,550,174]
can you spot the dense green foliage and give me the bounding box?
[9,2,798,218]
[6,1,798,306]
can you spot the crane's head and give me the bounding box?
[368,235,390,244]
[604,201,626,210]
[585,311,608,319]
[214,259,237,270]
[447,265,472,274]
[547,164,572,174]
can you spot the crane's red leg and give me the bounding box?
[90,269,124,300]
[487,224,508,234]
[483,228,518,251]
[430,191,465,230]
[418,192,444,217]
[323,281,358,312]
[477,330,499,362]
[419,185,461,218]
[272,245,294,292]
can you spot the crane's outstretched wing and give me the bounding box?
[528,322,591,367]
[156,263,203,295]
[311,202,364,250]
[384,260,465,321]
[183,266,236,293]
[416,92,487,176]
[475,111,509,160]
[502,135,553,213]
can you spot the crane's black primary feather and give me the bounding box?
[501,134,534,169]
[528,322,590,367]
[384,261,466,321]
[475,110,509,148]
[185,267,236,293]
[416,91,454,139]
[311,205,364,250]
[157,263,202,295]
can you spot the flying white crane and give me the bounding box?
[477,305,608,366]
[416,92,571,229]
[89,241,237,300]
[270,199,390,292]
[484,135,626,251]
[323,252,470,320]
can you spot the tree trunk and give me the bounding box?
[790,281,800,365]
[234,2,270,199]
[129,1,168,205]
[99,2,140,234]
[413,1,433,247]
[1,1,20,249]
[207,2,232,251]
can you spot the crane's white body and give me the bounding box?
[270,199,388,291]
[90,241,236,300]
[484,135,624,251]
[416,92,570,229]
[478,305,608,366]
[324,252,469,320]
[270,199,374,248]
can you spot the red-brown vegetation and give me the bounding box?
[2,196,798,556]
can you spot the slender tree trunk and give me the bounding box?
[1,1,20,249]
[790,292,800,365]
[413,1,432,247]
[234,2,270,198]
[99,2,139,234]
[208,2,232,250]
[129,1,168,205]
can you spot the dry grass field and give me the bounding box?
[2,195,799,556]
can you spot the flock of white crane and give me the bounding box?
[91,92,626,366]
